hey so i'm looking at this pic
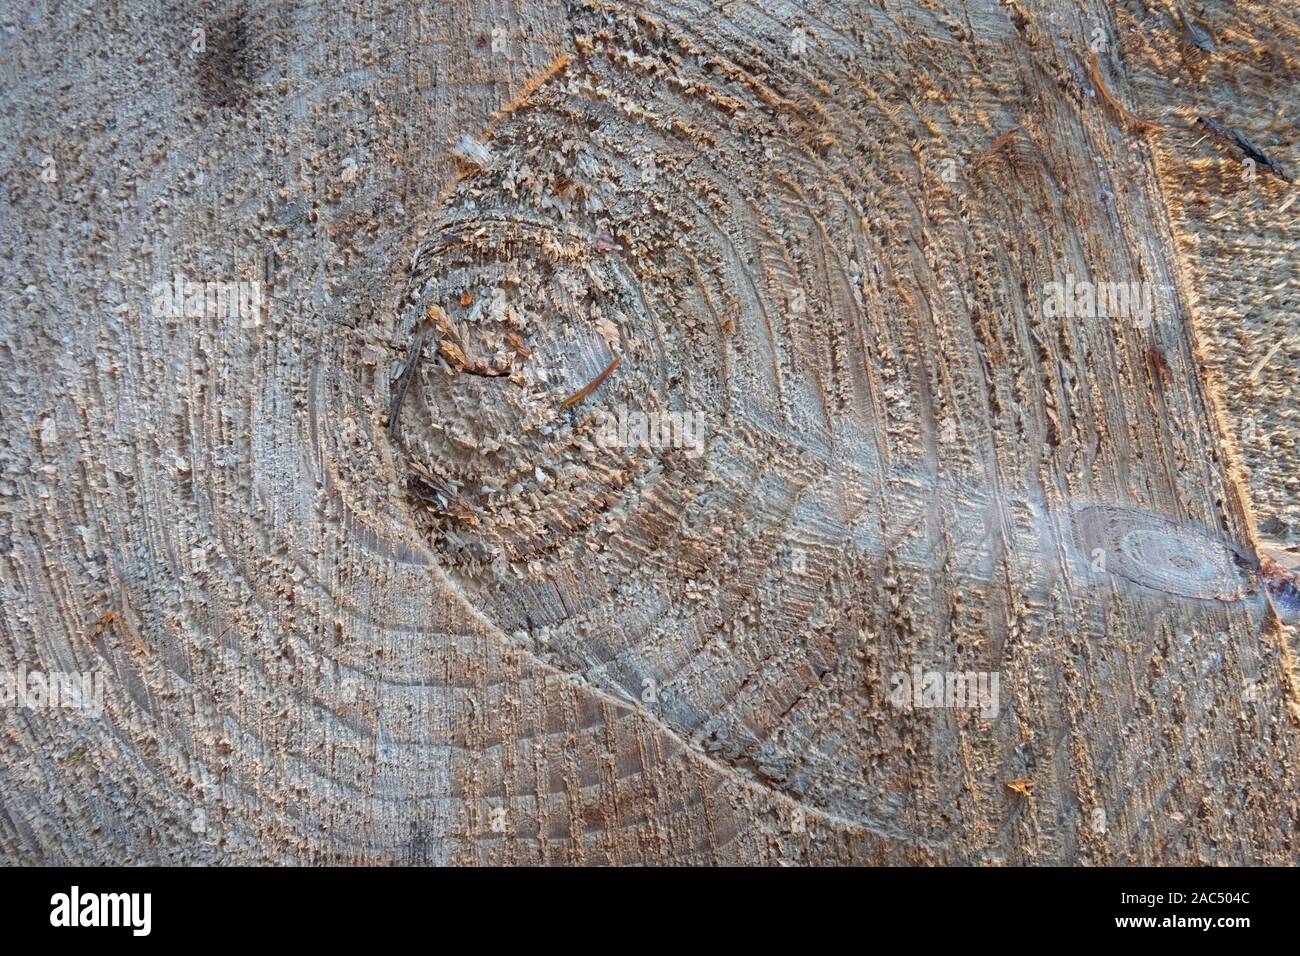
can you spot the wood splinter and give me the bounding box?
[1195,116,1293,183]
[428,303,512,379]
[559,352,621,410]
[1176,6,1215,55]
[974,126,1020,167]
[387,332,426,437]
[409,473,479,525]
[1088,53,1166,136]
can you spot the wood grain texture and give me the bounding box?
[0,0,1297,865]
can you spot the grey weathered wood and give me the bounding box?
[0,0,1297,864]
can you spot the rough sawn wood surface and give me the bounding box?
[1,0,1298,864]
